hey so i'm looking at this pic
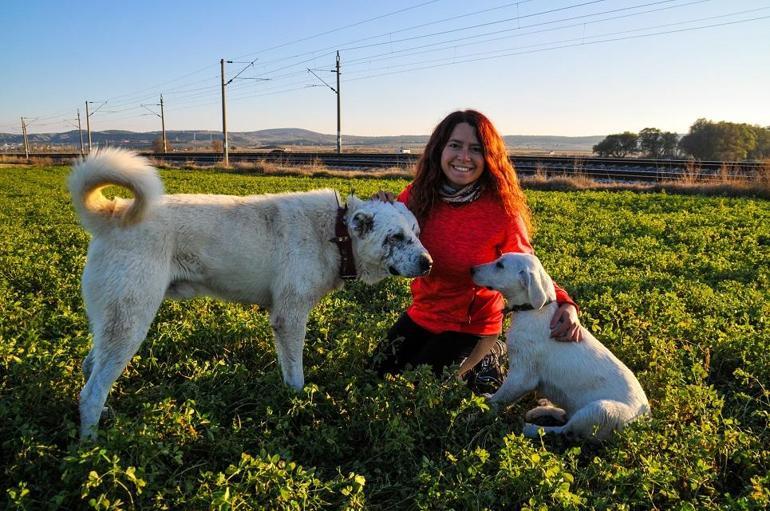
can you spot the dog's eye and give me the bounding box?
[496,261,504,269]
[390,233,405,242]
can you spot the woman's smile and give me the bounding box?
[441,122,485,187]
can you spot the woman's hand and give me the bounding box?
[549,303,582,342]
[372,190,395,202]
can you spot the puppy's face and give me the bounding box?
[471,253,554,309]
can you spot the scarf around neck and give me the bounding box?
[438,179,483,204]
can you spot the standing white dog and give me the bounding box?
[69,148,432,439]
[471,253,649,441]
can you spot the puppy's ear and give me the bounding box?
[519,269,548,309]
[350,211,374,237]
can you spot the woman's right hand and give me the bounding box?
[372,190,395,202]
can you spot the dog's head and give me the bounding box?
[345,196,432,284]
[470,253,555,310]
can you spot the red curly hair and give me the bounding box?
[408,110,532,234]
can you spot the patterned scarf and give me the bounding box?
[438,179,483,204]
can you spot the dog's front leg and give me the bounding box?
[487,366,538,409]
[270,305,312,390]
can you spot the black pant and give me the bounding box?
[371,312,497,378]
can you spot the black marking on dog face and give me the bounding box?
[383,231,406,246]
[381,228,415,266]
[496,260,505,269]
[352,211,374,237]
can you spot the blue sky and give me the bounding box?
[2,0,768,137]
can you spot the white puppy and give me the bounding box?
[69,148,432,439]
[471,253,649,441]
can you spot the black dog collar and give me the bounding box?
[503,300,554,314]
[330,205,358,281]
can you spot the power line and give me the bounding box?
[244,1,541,71]
[344,11,770,82]
[232,0,446,60]
[131,6,770,119]
[0,1,631,128]
[223,1,682,84]
[340,0,609,52]
[7,1,769,134]
[341,0,709,67]
[72,1,448,115]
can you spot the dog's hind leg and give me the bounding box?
[79,279,166,440]
[524,400,629,441]
[270,302,312,391]
[525,403,568,426]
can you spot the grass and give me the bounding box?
[1,163,769,509]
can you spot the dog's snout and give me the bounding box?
[419,253,433,274]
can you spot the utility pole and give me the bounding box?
[335,51,341,154]
[141,95,167,152]
[220,58,229,166]
[220,57,269,166]
[160,94,167,152]
[20,117,29,159]
[84,101,106,154]
[85,101,92,153]
[77,109,85,156]
[308,51,342,153]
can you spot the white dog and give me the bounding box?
[471,253,649,441]
[69,148,432,439]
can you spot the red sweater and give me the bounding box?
[398,184,575,335]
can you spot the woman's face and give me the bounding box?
[440,122,485,187]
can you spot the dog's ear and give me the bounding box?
[519,269,548,309]
[350,211,374,237]
[346,194,362,210]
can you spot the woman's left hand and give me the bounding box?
[549,303,582,342]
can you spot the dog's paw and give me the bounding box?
[482,393,503,413]
[525,405,567,426]
[522,422,543,438]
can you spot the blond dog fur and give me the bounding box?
[471,253,649,441]
[69,148,431,439]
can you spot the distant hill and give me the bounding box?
[0,128,604,153]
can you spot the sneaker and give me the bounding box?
[465,340,507,394]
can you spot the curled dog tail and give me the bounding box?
[68,148,163,233]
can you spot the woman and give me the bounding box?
[371,110,581,393]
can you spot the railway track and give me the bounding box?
[3,151,765,183]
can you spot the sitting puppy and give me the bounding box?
[471,253,649,441]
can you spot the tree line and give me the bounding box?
[593,119,770,161]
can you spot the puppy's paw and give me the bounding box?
[525,405,567,426]
[483,393,503,412]
[522,422,543,438]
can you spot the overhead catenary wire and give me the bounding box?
[166,5,770,107]
[160,0,727,108]
[343,12,770,82]
[340,0,711,67]
[7,0,770,135]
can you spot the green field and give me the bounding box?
[2,164,769,509]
